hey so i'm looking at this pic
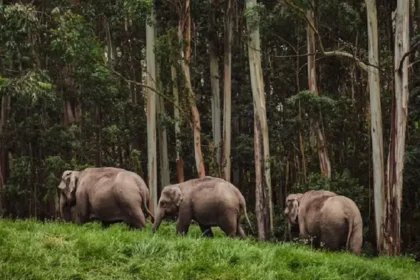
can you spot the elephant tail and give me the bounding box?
[346,215,354,251]
[240,198,254,234]
[346,211,363,255]
[143,199,155,223]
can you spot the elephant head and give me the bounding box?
[284,193,303,225]
[57,170,80,221]
[152,185,183,232]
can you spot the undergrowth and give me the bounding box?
[0,219,419,280]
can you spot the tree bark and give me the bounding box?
[385,0,410,256]
[209,0,222,177]
[246,0,273,240]
[307,5,331,179]
[222,0,234,181]
[0,94,10,213]
[171,62,184,183]
[366,0,386,254]
[146,6,158,215]
[178,0,206,178]
[157,64,170,188]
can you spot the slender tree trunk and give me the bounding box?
[366,0,386,254]
[178,0,206,178]
[385,0,410,256]
[307,5,331,179]
[0,94,10,214]
[222,0,234,181]
[156,63,170,188]
[146,6,158,215]
[171,62,184,183]
[208,1,221,177]
[296,27,307,183]
[246,0,273,240]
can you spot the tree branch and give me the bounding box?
[101,61,190,124]
[398,40,420,73]
[281,0,374,73]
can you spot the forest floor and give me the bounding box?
[0,219,419,280]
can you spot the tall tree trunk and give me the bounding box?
[146,6,158,215]
[0,94,10,213]
[245,0,273,240]
[385,0,410,256]
[366,0,386,254]
[222,0,234,181]
[157,63,170,188]
[307,4,331,179]
[296,26,307,183]
[178,0,206,178]
[209,1,222,177]
[171,61,184,183]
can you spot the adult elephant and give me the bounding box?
[284,190,363,255]
[152,176,252,238]
[58,167,154,229]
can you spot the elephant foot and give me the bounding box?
[199,224,214,238]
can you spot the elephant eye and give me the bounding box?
[160,202,166,208]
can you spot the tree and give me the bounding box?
[384,0,410,255]
[208,0,221,176]
[157,62,170,188]
[175,0,206,178]
[245,0,273,240]
[365,0,386,254]
[306,1,331,179]
[146,5,158,215]
[222,0,234,181]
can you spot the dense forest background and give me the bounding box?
[0,0,419,258]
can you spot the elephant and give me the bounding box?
[58,167,154,229]
[152,176,252,238]
[284,190,363,255]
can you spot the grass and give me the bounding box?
[0,219,419,280]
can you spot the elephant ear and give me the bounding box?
[173,187,183,206]
[285,193,302,224]
[68,171,80,194]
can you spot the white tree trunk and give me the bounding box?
[146,7,157,215]
[209,4,221,176]
[385,0,410,255]
[365,0,386,254]
[222,0,233,182]
[307,6,332,179]
[246,0,273,240]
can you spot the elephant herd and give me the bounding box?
[58,167,363,255]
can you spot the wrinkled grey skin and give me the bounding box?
[152,176,252,238]
[58,167,154,229]
[285,190,363,255]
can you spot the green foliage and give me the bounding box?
[0,220,419,280]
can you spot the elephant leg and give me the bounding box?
[237,225,246,239]
[176,205,192,236]
[199,224,214,238]
[176,219,191,235]
[126,208,147,229]
[218,215,237,238]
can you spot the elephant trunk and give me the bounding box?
[59,193,73,222]
[152,209,165,233]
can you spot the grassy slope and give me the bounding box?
[0,220,419,280]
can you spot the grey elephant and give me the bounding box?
[58,167,153,229]
[152,176,252,238]
[284,190,363,255]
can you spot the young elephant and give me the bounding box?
[152,176,252,238]
[285,190,363,255]
[58,167,154,229]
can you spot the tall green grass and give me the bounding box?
[0,219,418,280]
